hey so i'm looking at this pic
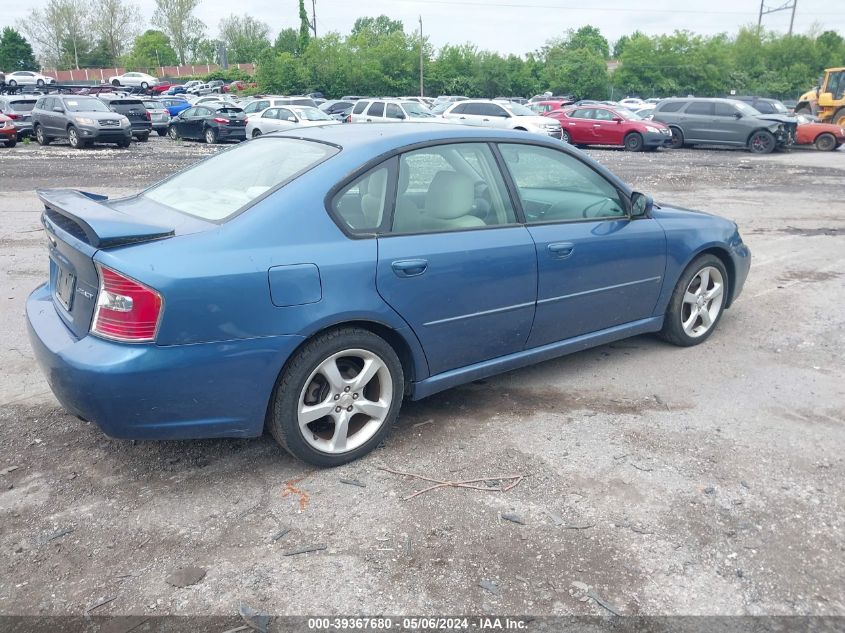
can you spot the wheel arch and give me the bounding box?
[686,246,738,308]
[745,127,775,148]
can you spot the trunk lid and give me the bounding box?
[39,189,176,339]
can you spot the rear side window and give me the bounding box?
[656,101,684,113]
[332,165,392,232]
[368,102,385,117]
[685,102,714,115]
[352,101,368,114]
[142,138,338,221]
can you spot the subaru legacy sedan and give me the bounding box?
[27,125,750,467]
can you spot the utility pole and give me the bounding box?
[419,16,424,97]
[757,0,797,34]
[311,0,317,37]
[757,0,764,28]
[788,0,797,35]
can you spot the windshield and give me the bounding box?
[297,107,332,121]
[503,102,535,117]
[734,101,761,116]
[431,102,450,114]
[402,102,434,118]
[65,98,110,113]
[770,101,789,113]
[141,138,337,221]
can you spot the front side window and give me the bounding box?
[498,144,626,222]
[656,101,684,113]
[277,108,295,121]
[386,103,404,119]
[714,102,739,117]
[392,143,516,233]
[142,138,338,221]
[262,108,280,119]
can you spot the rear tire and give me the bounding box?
[112,79,120,87]
[8,80,16,87]
[269,327,404,467]
[36,79,45,87]
[251,129,262,138]
[140,82,149,90]
[156,128,167,136]
[669,127,684,149]
[748,130,776,154]
[204,127,218,144]
[814,132,837,151]
[35,125,50,146]
[137,133,149,142]
[624,132,644,152]
[660,254,729,347]
[116,139,130,148]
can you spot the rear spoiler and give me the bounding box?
[37,189,174,249]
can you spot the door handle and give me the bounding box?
[459,116,466,120]
[391,259,428,277]
[547,242,575,259]
[482,118,490,121]
[593,124,601,128]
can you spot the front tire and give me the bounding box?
[112,79,120,87]
[560,130,571,144]
[140,82,149,90]
[36,79,45,87]
[167,125,179,140]
[8,80,16,87]
[624,131,644,152]
[669,127,684,150]
[660,254,729,347]
[748,130,776,154]
[269,328,404,467]
[815,133,837,151]
[67,126,84,149]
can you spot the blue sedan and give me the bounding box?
[27,125,750,466]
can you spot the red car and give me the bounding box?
[546,105,673,151]
[794,116,844,151]
[529,99,573,115]
[0,114,17,147]
[223,80,257,93]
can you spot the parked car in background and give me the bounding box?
[793,114,844,150]
[242,96,318,115]
[731,96,792,116]
[349,99,440,123]
[186,83,214,96]
[0,95,38,138]
[108,72,158,89]
[26,124,750,466]
[340,95,367,101]
[618,98,645,108]
[99,95,152,141]
[433,95,469,105]
[441,99,562,138]
[175,81,203,94]
[223,80,257,93]
[159,97,191,117]
[320,100,355,119]
[206,80,225,93]
[528,99,573,115]
[168,103,246,144]
[31,95,131,148]
[246,105,340,137]
[652,97,797,154]
[164,84,186,95]
[191,95,235,107]
[142,99,171,136]
[547,105,672,150]
[5,71,55,87]
[0,114,17,147]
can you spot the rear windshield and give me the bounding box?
[64,98,110,112]
[10,100,37,111]
[142,101,161,109]
[111,99,144,107]
[216,107,243,114]
[141,138,338,221]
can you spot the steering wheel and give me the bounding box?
[471,180,495,223]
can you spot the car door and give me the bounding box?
[483,103,511,129]
[681,101,714,142]
[43,97,63,136]
[713,101,747,144]
[497,142,667,348]
[590,107,621,144]
[367,143,538,375]
[274,107,298,131]
[385,103,405,123]
[441,102,467,123]
[176,107,199,138]
[364,101,385,122]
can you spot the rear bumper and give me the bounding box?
[217,127,246,141]
[131,124,153,137]
[26,283,304,439]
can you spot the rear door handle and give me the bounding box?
[548,242,575,259]
[391,259,428,277]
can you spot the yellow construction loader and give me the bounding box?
[796,67,845,126]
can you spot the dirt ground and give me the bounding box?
[0,136,843,619]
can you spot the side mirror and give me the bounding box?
[53,106,64,113]
[734,112,742,119]
[613,116,623,123]
[287,116,296,122]
[631,192,653,218]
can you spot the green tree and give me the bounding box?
[0,27,37,72]
[567,25,610,59]
[274,28,299,55]
[152,0,205,64]
[91,0,142,63]
[298,0,311,56]
[20,0,90,69]
[219,14,271,63]
[543,46,608,99]
[124,29,178,69]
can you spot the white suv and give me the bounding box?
[349,99,443,123]
[441,100,562,138]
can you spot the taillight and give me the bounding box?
[213,117,229,124]
[145,111,151,120]
[7,113,20,120]
[92,265,163,343]
[345,114,352,123]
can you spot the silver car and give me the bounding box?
[0,95,38,138]
[441,99,562,138]
[246,106,340,138]
[349,99,443,123]
[142,99,172,136]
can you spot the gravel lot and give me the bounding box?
[1,136,843,619]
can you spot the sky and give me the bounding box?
[3,0,844,56]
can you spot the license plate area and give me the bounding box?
[55,265,76,311]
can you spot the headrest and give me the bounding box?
[425,171,474,220]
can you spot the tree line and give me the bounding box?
[7,0,845,101]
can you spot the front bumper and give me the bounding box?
[727,238,751,307]
[77,125,132,142]
[26,283,304,439]
[644,130,673,148]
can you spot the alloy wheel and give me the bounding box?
[297,349,393,454]
[561,130,571,144]
[749,131,775,154]
[681,266,724,338]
